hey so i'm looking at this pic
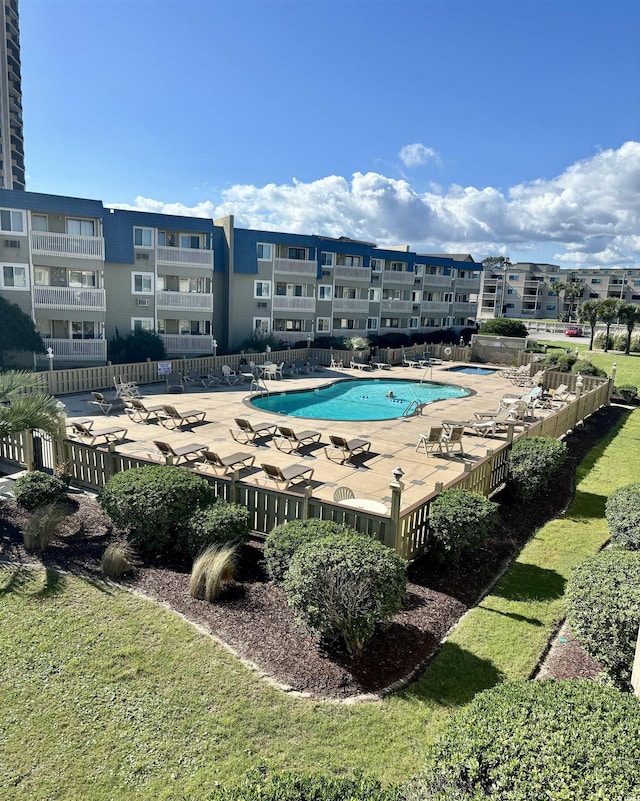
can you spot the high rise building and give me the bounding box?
[0,0,25,190]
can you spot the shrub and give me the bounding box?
[605,483,640,549]
[566,550,640,682]
[507,436,567,499]
[97,466,213,558]
[187,501,250,558]
[102,541,137,578]
[204,769,402,801]
[13,471,67,512]
[264,519,355,583]
[428,489,498,563]
[283,532,407,655]
[23,502,66,551]
[478,318,528,338]
[107,328,167,364]
[408,680,640,801]
[571,359,607,377]
[612,383,638,402]
[189,544,238,601]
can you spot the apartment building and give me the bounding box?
[478,262,640,321]
[0,0,25,189]
[0,188,482,365]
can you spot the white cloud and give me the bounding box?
[108,141,640,269]
[398,143,439,168]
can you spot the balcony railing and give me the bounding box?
[421,301,451,313]
[271,296,316,312]
[421,274,453,287]
[382,271,415,285]
[37,338,107,362]
[156,291,213,312]
[272,330,313,342]
[381,300,413,314]
[332,328,368,337]
[273,258,317,277]
[452,302,477,315]
[334,266,371,282]
[33,285,106,311]
[157,246,214,269]
[31,231,104,261]
[454,278,481,290]
[160,334,214,353]
[333,298,369,313]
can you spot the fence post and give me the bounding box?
[507,422,515,443]
[434,481,443,494]
[106,443,118,480]
[23,430,34,471]
[388,468,404,552]
[302,485,312,520]
[230,469,239,504]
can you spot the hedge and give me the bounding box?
[13,471,68,512]
[187,502,250,558]
[508,436,567,499]
[605,483,640,550]
[428,489,498,563]
[264,519,355,583]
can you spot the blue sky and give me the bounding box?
[20,0,640,268]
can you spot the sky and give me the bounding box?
[19,0,640,269]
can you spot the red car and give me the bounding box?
[565,327,583,337]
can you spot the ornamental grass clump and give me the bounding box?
[283,532,407,656]
[102,541,137,579]
[189,544,238,602]
[507,436,567,499]
[605,483,640,550]
[264,519,355,583]
[428,489,498,564]
[22,502,66,551]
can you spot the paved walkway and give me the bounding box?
[58,362,547,508]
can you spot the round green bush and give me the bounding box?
[428,489,498,563]
[13,471,67,512]
[507,436,567,499]
[478,319,528,338]
[613,384,638,402]
[187,501,250,557]
[283,532,407,655]
[605,483,640,550]
[97,465,213,558]
[264,518,355,583]
[566,550,640,682]
[571,359,607,377]
[409,680,640,801]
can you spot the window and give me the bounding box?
[31,214,48,232]
[367,318,378,330]
[508,274,518,281]
[71,321,99,339]
[368,288,381,302]
[321,252,334,267]
[273,319,303,332]
[257,243,272,260]
[546,304,556,311]
[388,262,405,272]
[1,263,27,289]
[591,278,602,284]
[370,258,383,272]
[337,254,361,267]
[131,272,153,294]
[0,208,24,233]
[69,270,97,287]
[507,288,514,295]
[253,317,270,333]
[381,318,400,328]
[318,285,332,300]
[254,280,271,299]
[316,317,331,332]
[66,218,95,236]
[411,290,421,302]
[131,318,154,332]
[288,247,307,260]
[180,234,200,249]
[409,317,419,329]
[34,266,49,285]
[134,227,153,248]
[414,264,424,277]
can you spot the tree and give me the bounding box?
[564,281,585,321]
[107,328,167,364]
[550,280,566,319]
[478,318,528,338]
[578,299,603,351]
[0,297,45,369]
[617,303,640,355]
[598,298,623,353]
[0,370,65,439]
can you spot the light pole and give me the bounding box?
[46,346,54,371]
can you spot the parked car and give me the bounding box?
[565,327,584,337]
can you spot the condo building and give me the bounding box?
[0,0,24,190]
[0,188,482,366]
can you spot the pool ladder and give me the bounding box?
[250,377,269,395]
[403,399,427,417]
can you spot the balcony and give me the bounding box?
[273,258,317,277]
[452,302,477,315]
[271,296,316,312]
[33,285,106,311]
[332,328,368,338]
[422,274,453,288]
[333,298,369,313]
[31,231,104,261]
[382,271,415,285]
[273,330,314,343]
[37,338,107,364]
[381,300,413,314]
[454,277,481,290]
[157,246,214,269]
[156,291,213,312]
[160,334,214,354]
[334,266,371,282]
[421,301,451,313]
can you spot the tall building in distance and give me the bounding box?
[0,0,24,190]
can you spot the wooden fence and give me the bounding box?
[0,379,611,561]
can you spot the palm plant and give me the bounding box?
[617,303,640,355]
[0,370,64,439]
[579,299,603,351]
[597,299,623,353]
[564,281,585,322]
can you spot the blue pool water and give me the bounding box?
[250,379,469,421]
[446,366,498,375]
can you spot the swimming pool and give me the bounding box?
[250,378,470,421]
[446,366,498,375]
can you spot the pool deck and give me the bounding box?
[58,362,549,509]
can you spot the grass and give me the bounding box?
[1,408,638,799]
[539,339,640,387]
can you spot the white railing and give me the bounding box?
[452,302,477,315]
[271,296,316,312]
[454,278,481,290]
[422,274,453,287]
[31,231,104,260]
[160,334,214,353]
[273,258,317,277]
[33,285,106,311]
[333,298,370,313]
[156,291,213,311]
[381,300,413,314]
[382,271,415,284]
[421,301,451,313]
[36,338,107,362]
[333,328,368,337]
[334,266,371,281]
[157,246,214,269]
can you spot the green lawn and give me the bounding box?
[540,339,640,387]
[1,408,638,800]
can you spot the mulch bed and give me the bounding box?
[0,405,624,699]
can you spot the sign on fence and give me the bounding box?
[157,362,172,375]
